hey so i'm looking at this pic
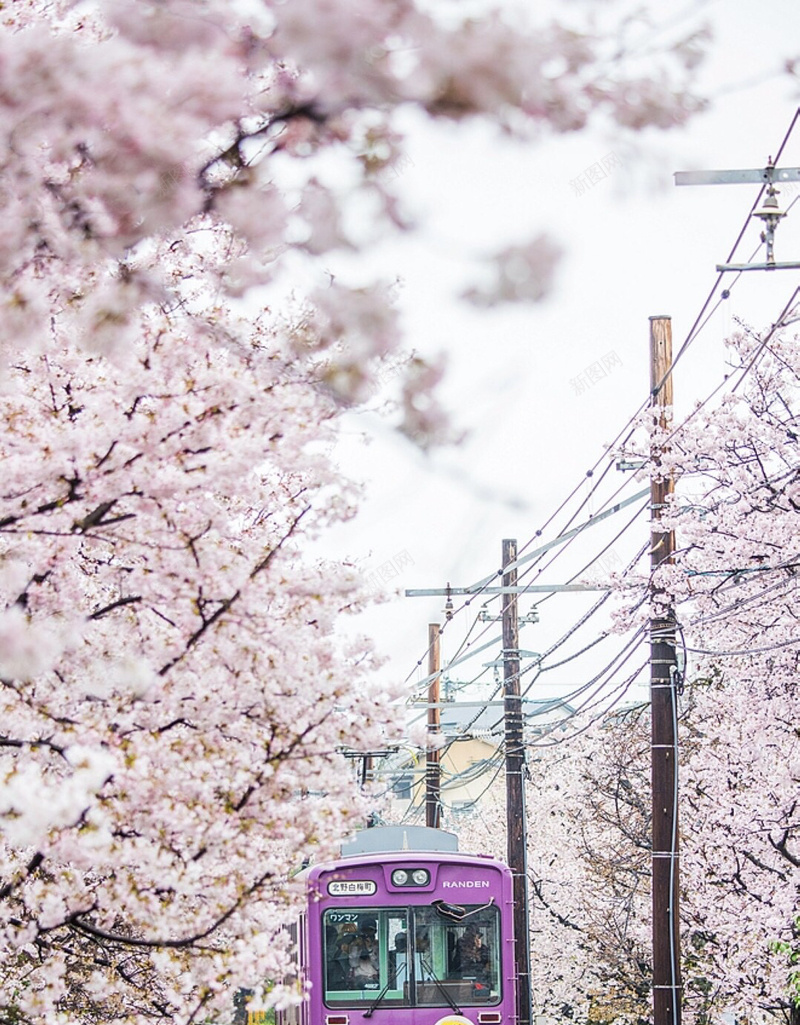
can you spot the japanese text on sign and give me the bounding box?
[328,880,377,896]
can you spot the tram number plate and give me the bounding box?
[327,880,377,896]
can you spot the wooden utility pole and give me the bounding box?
[649,316,682,1025]
[426,623,442,829]
[502,539,532,1025]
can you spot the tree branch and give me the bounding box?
[67,869,274,950]
[0,851,44,900]
[158,506,309,677]
[89,595,142,620]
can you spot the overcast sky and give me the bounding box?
[314,0,800,708]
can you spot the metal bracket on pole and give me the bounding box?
[405,584,608,596]
[675,160,800,271]
[674,166,800,186]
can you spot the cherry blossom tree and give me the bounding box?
[505,713,653,1025]
[0,0,712,1021]
[456,709,653,1024]
[658,325,800,1025]
[584,323,800,1025]
[0,293,407,1022]
[462,324,800,1025]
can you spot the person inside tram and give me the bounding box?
[413,926,434,981]
[454,923,491,984]
[391,930,409,985]
[353,950,379,985]
[360,925,380,968]
[325,926,350,990]
[349,927,379,973]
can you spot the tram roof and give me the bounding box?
[340,825,459,858]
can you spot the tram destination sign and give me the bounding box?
[327,880,377,896]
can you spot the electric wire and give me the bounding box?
[411,526,651,757]
[398,647,649,819]
[448,603,649,742]
[520,494,650,613]
[391,107,800,813]
[517,480,637,590]
[730,286,800,395]
[402,108,800,690]
[520,538,651,684]
[397,745,507,822]
[544,626,648,710]
[484,623,650,740]
[681,575,799,630]
[401,579,651,805]
[682,633,800,658]
[402,434,653,683]
[528,630,609,678]
[427,748,508,815]
[412,618,650,778]
[524,656,650,750]
[405,457,652,690]
[435,474,650,669]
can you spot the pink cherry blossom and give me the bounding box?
[0,0,715,1020]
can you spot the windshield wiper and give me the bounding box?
[364,960,406,1018]
[419,957,462,1015]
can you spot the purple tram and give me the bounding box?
[279,825,517,1025]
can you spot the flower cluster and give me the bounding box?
[0,0,710,1020]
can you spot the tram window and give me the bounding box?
[321,904,500,1008]
[323,909,407,1005]
[413,904,501,1006]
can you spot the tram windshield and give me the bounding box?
[322,904,501,1008]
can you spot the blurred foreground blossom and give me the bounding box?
[463,234,564,306]
[0,0,717,1019]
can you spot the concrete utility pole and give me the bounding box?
[426,622,442,829]
[406,531,639,1025]
[502,539,532,1025]
[649,316,682,1025]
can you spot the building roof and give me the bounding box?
[409,696,576,741]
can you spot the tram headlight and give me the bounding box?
[391,867,431,887]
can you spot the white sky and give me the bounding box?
[316,0,800,710]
